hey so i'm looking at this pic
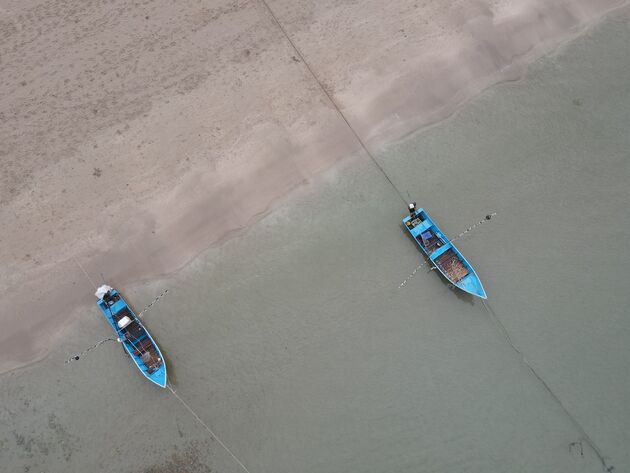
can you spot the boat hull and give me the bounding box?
[403,208,487,299]
[96,289,167,387]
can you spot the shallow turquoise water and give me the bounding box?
[1,11,629,473]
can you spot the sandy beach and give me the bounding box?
[1,0,626,372]
[1,1,630,472]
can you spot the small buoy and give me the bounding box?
[485,214,492,220]
[74,356,80,361]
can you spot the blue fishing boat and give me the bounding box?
[95,285,167,387]
[403,204,487,299]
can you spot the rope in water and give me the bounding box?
[394,209,612,469]
[137,289,169,318]
[65,337,116,363]
[481,300,613,472]
[167,383,253,473]
[258,0,408,206]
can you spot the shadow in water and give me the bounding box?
[446,282,475,306]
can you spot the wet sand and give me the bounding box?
[1,0,626,372]
[1,10,629,472]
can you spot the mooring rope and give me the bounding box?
[73,257,97,291]
[481,300,613,472]
[450,212,497,243]
[137,289,169,318]
[65,337,117,363]
[167,383,253,473]
[258,0,408,206]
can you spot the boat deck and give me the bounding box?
[416,231,443,255]
[111,305,162,374]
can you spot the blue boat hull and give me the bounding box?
[96,289,167,387]
[403,208,487,299]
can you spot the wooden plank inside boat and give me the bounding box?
[435,249,469,282]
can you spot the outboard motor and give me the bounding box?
[95,284,119,306]
[408,202,417,218]
[103,291,113,304]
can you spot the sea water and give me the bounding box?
[1,10,629,473]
